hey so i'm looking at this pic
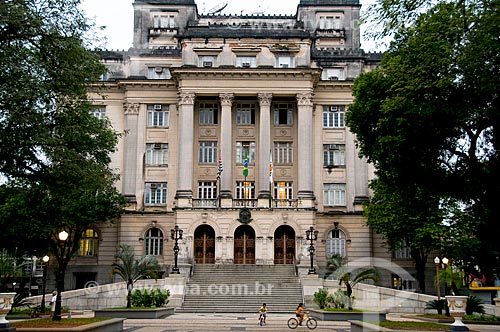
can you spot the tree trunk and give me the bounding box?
[126,281,133,308]
[411,248,427,293]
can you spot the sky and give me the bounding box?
[80,0,383,51]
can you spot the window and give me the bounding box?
[323,144,345,167]
[236,142,255,164]
[199,55,215,67]
[147,66,171,79]
[273,103,294,125]
[146,143,168,166]
[199,102,218,125]
[235,181,255,199]
[323,183,346,206]
[198,141,217,164]
[274,181,293,200]
[274,142,293,165]
[147,104,169,127]
[152,14,176,28]
[323,105,345,128]
[145,228,164,256]
[319,15,342,29]
[198,181,217,199]
[277,56,294,68]
[236,103,256,124]
[392,240,412,259]
[321,68,345,81]
[326,229,346,258]
[236,56,256,68]
[144,182,168,205]
[79,229,99,257]
[91,106,106,119]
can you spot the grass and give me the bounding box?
[378,321,450,331]
[320,307,364,312]
[11,318,110,328]
[99,306,166,310]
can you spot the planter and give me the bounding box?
[13,318,125,332]
[446,295,469,331]
[309,309,386,322]
[0,292,16,332]
[94,307,174,319]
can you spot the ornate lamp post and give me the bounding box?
[40,255,50,312]
[53,230,68,321]
[305,226,319,275]
[170,225,183,274]
[434,257,441,301]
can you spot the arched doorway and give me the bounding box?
[274,225,295,264]
[234,225,255,264]
[194,225,215,264]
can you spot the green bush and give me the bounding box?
[466,296,485,315]
[313,288,329,309]
[130,288,170,308]
[327,289,350,309]
[463,314,500,321]
[425,299,448,315]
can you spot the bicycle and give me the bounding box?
[287,311,317,329]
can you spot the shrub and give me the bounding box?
[130,289,170,308]
[326,289,350,309]
[313,288,329,309]
[425,299,447,315]
[466,296,485,315]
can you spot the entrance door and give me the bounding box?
[234,225,255,264]
[194,225,215,264]
[274,225,296,264]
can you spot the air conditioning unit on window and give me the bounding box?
[329,76,339,80]
[328,144,338,150]
[150,183,158,189]
[203,61,213,67]
[280,64,289,68]
[155,66,164,73]
[154,143,162,149]
[242,62,251,68]
[329,106,338,112]
[154,104,162,110]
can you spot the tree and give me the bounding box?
[347,0,500,289]
[324,254,379,310]
[111,245,160,308]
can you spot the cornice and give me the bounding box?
[171,68,322,81]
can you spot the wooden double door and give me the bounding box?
[234,225,255,264]
[194,225,215,264]
[274,225,296,264]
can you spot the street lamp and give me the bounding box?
[434,257,441,301]
[305,226,319,275]
[170,225,183,274]
[53,230,68,321]
[40,255,50,313]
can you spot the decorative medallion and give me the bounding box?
[238,207,252,224]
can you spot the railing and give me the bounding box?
[233,199,257,208]
[192,199,218,208]
[273,199,299,208]
[186,198,300,209]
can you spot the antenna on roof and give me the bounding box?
[208,1,228,14]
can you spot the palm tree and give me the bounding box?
[324,253,379,310]
[111,244,160,308]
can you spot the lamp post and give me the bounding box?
[305,226,319,275]
[40,255,50,312]
[442,257,450,295]
[434,257,441,301]
[170,225,183,274]
[53,230,68,321]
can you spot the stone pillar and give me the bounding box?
[296,92,315,207]
[123,102,140,203]
[257,93,272,207]
[219,93,234,201]
[349,129,370,211]
[176,91,195,207]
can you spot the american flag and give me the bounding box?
[217,154,223,180]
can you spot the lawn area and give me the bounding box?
[378,321,450,331]
[11,318,110,328]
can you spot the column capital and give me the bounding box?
[124,102,140,115]
[178,91,196,105]
[258,93,273,106]
[219,93,234,106]
[296,92,314,106]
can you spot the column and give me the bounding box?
[296,92,315,207]
[175,91,195,206]
[257,93,272,203]
[219,93,234,200]
[123,102,140,203]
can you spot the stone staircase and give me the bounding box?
[178,265,303,313]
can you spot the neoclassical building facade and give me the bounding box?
[66,0,420,291]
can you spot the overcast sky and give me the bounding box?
[80,0,383,51]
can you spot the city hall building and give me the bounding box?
[68,0,418,291]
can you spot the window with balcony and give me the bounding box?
[235,181,255,200]
[236,103,256,124]
[323,183,346,206]
[152,14,176,28]
[146,143,168,166]
[319,15,342,29]
[147,66,171,79]
[326,229,346,257]
[144,182,168,205]
[147,104,169,127]
[273,103,294,125]
[274,142,293,165]
[323,144,345,167]
[199,102,218,125]
[236,142,255,164]
[323,105,345,128]
[198,141,217,164]
[198,181,217,199]
[236,56,256,68]
[79,229,99,257]
[145,228,164,256]
[274,181,293,203]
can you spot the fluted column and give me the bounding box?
[123,102,140,202]
[219,93,234,199]
[258,93,272,201]
[296,92,315,206]
[176,91,195,204]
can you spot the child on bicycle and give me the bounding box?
[295,302,304,325]
[258,303,267,324]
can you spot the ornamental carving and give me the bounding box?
[219,93,234,106]
[258,93,272,106]
[296,92,314,106]
[178,91,195,105]
[123,102,140,115]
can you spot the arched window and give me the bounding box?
[326,229,346,258]
[79,229,99,256]
[145,228,163,256]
